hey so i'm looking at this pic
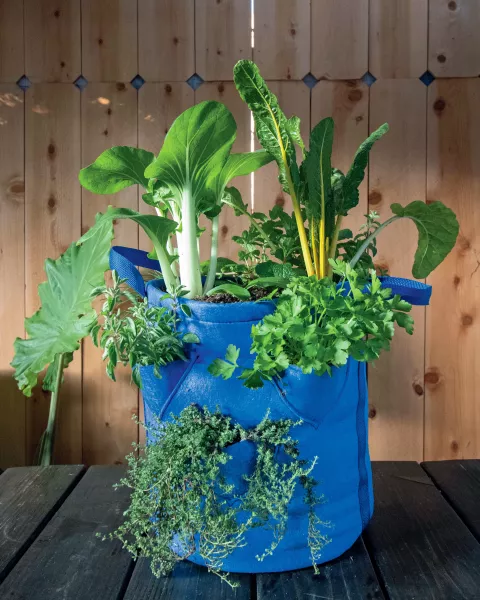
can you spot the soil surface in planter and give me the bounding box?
[195,287,274,303]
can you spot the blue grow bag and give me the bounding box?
[111,246,432,574]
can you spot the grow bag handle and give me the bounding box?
[109,246,433,306]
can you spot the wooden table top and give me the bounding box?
[0,461,479,599]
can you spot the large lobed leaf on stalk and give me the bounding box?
[144,101,237,212]
[79,146,154,193]
[391,201,459,278]
[233,60,300,193]
[12,220,114,396]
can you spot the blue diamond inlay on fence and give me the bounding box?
[186,73,204,91]
[16,75,31,91]
[419,71,436,87]
[361,72,377,87]
[302,73,318,89]
[131,75,145,90]
[74,76,88,91]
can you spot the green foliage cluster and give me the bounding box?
[105,405,330,586]
[209,264,414,389]
[91,272,199,387]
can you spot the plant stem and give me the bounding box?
[327,214,343,278]
[204,214,219,294]
[177,187,203,298]
[349,215,399,269]
[38,352,64,466]
[288,174,315,276]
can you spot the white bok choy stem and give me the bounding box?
[176,186,202,298]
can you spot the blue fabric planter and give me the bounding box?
[110,246,432,574]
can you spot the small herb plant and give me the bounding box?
[105,404,330,587]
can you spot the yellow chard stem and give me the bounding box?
[319,219,326,278]
[327,214,343,278]
[286,171,315,276]
[311,224,320,278]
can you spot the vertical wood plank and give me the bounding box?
[196,82,252,260]
[0,86,25,467]
[311,80,369,235]
[368,79,427,461]
[425,79,480,459]
[24,0,81,83]
[81,83,139,465]
[138,0,194,82]
[82,0,138,82]
[254,0,310,80]
[429,0,480,77]
[369,0,428,79]
[195,0,251,81]
[0,0,24,82]
[311,0,369,80]
[25,83,81,464]
[254,81,310,218]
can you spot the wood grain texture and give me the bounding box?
[254,81,309,217]
[254,0,310,80]
[0,467,133,600]
[195,0,251,81]
[24,0,81,82]
[0,86,25,468]
[196,82,252,260]
[311,80,369,236]
[369,0,428,79]
[81,0,138,82]
[422,460,480,540]
[81,83,139,465]
[25,83,82,464]
[365,462,480,600]
[0,465,84,583]
[139,0,194,82]
[425,79,480,460]
[0,0,24,82]
[311,0,369,80]
[368,79,427,461]
[124,559,251,600]
[429,0,480,77]
[257,538,384,600]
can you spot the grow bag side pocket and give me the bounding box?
[274,360,352,428]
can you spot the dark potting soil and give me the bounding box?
[195,287,274,304]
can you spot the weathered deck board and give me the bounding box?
[364,462,480,600]
[0,467,133,600]
[257,538,384,600]
[422,460,480,541]
[0,466,84,583]
[124,559,251,600]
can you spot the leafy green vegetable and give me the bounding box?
[206,283,251,300]
[349,201,459,279]
[255,260,295,279]
[12,219,114,396]
[391,201,459,278]
[79,146,154,193]
[78,206,179,292]
[208,344,240,380]
[210,265,415,388]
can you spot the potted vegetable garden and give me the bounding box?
[12,61,459,586]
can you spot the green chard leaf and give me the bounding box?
[12,219,114,396]
[233,60,299,193]
[390,200,459,278]
[342,124,389,213]
[79,146,154,193]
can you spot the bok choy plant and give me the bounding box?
[79,101,272,298]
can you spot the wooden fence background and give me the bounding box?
[0,0,479,467]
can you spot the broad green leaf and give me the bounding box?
[390,201,459,278]
[304,118,335,237]
[144,101,237,215]
[221,186,247,216]
[12,220,114,396]
[343,124,389,212]
[219,150,273,185]
[247,277,288,289]
[233,60,299,194]
[206,283,251,300]
[182,333,200,344]
[42,352,74,392]
[200,257,237,275]
[79,146,154,194]
[286,116,306,157]
[255,261,295,279]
